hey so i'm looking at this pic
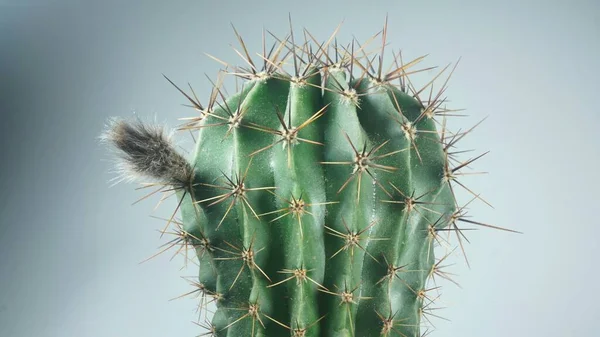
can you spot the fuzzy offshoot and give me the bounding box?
[103,19,519,337]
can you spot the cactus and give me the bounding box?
[102,19,518,337]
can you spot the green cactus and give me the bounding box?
[103,20,518,337]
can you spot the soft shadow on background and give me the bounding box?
[1,0,599,336]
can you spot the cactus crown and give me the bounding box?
[103,18,518,337]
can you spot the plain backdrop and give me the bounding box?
[1,0,599,336]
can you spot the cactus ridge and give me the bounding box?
[103,19,520,337]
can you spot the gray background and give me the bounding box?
[1,0,598,336]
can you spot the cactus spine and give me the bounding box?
[103,20,517,337]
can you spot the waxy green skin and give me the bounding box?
[176,64,456,336]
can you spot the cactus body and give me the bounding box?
[103,21,509,337]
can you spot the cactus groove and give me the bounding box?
[103,19,518,337]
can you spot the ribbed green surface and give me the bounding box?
[158,27,469,337]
